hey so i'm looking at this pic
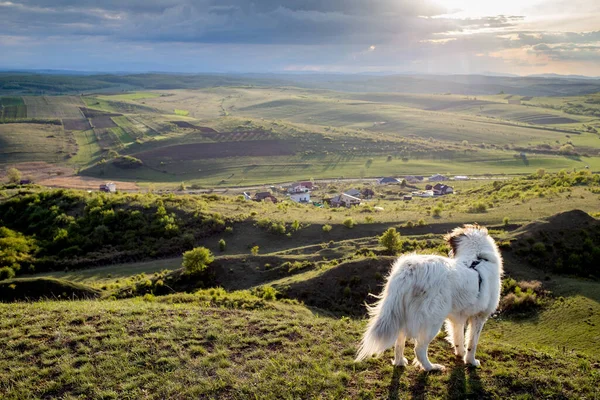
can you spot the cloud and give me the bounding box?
[0,0,599,75]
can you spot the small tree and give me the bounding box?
[503,217,510,226]
[218,239,226,252]
[343,218,356,229]
[182,247,214,274]
[291,220,300,231]
[380,228,401,253]
[7,168,21,184]
[322,224,332,232]
[251,245,259,255]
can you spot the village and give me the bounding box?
[94,174,467,207]
[231,174,467,208]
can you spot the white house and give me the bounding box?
[99,182,117,193]
[290,192,311,203]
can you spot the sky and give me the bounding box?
[0,0,599,76]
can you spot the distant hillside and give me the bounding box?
[2,72,600,97]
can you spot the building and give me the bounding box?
[290,192,311,203]
[433,183,453,196]
[329,193,361,207]
[404,175,423,183]
[343,188,361,198]
[99,182,117,193]
[378,177,400,185]
[428,174,447,182]
[254,192,278,203]
[288,182,311,194]
[361,188,375,199]
[412,190,434,198]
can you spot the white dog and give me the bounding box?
[355,224,503,371]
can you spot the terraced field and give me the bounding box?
[22,95,85,119]
[0,96,27,120]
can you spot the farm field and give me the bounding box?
[0,123,76,165]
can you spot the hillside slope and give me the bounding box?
[0,294,597,399]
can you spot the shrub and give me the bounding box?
[252,285,278,300]
[379,227,401,253]
[503,217,510,226]
[417,219,426,226]
[432,206,442,217]
[343,218,357,229]
[113,155,143,169]
[499,278,545,315]
[218,239,226,252]
[7,168,21,184]
[322,224,332,232]
[251,246,259,255]
[182,247,214,274]
[532,242,546,255]
[0,266,16,281]
[467,202,487,213]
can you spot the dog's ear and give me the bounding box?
[444,227,466,257]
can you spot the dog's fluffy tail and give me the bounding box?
[355,283,404,362]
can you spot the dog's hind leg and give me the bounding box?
[465,315,486,367]
[392,330,408,367]
[413,325,446,372]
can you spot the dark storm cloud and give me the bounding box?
[0,0,476,44]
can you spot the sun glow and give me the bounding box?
[433,0,542,18]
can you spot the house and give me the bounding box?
[404,175,423,183]
[290,192,310,203]
[329,193,361,207]
[428,174,447,182]
[412,190,434,198]
[454,176,469,181]
[99,182,117,193]
[254,192,278,203]
[288,182,311,194]
[433,183,453,196]
[361,188,375,199]
[425,184,433,190]
[378,177,400,185]
[343,188,361,198]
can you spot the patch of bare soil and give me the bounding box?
[63,118,91,131]
[136,140,295,161]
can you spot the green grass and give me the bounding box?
[0,96,27,120]
[174,109,189,116]
[0,294,597,399]
[0,123,76,165]
[68,129,103,166]
[96,92,161,101]
[34,258,181,289]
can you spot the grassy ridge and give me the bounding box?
[0,295,597,399]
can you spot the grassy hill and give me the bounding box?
[0,292,598,399]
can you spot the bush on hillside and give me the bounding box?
[379,228,401,254]
[343,218,356,229]
[113,155,143,169]
[182,247,214,275]
[499,278,546,315]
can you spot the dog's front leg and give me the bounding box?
[465,315,486,367]
[392,331,408,367]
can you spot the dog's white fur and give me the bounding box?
[355,224,503,371]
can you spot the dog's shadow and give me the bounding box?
[447,358,489,400]
[387,359,489,400]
